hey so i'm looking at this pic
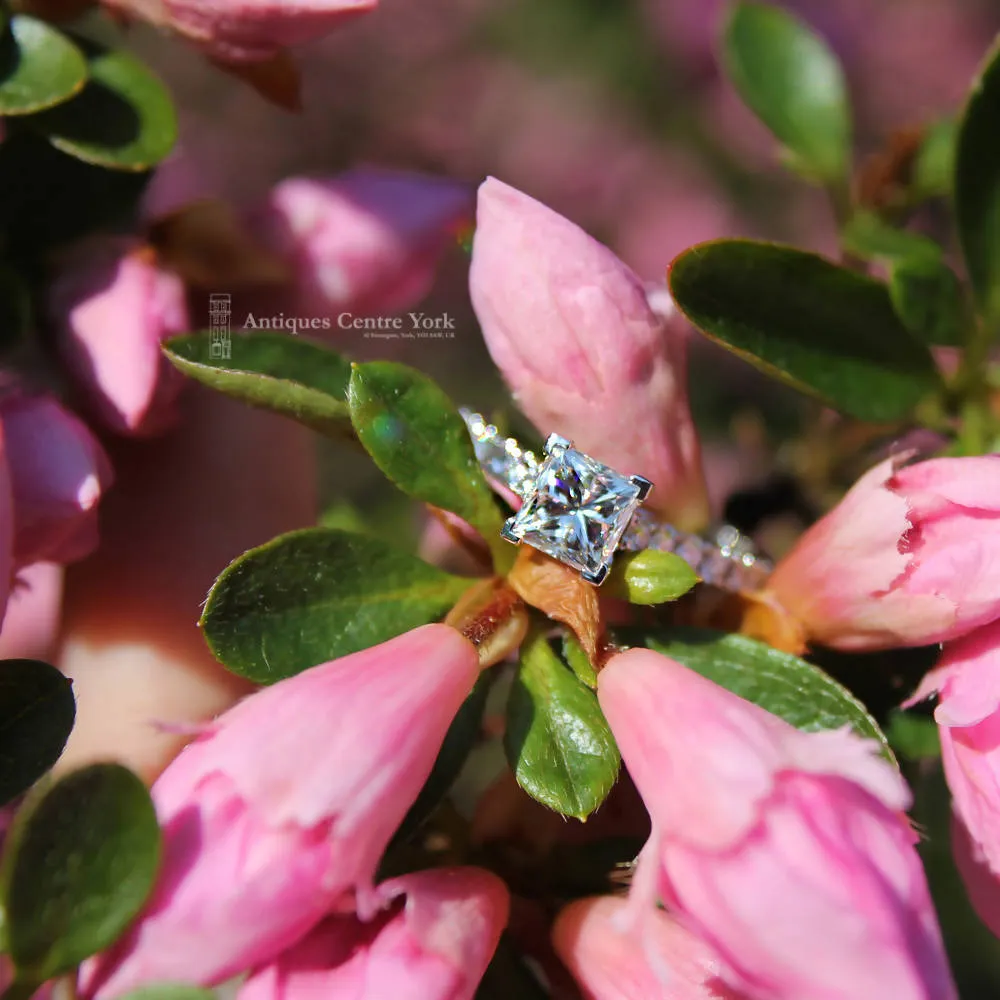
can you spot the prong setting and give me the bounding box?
[630,474,653,501]
[501,518,522,544]
[544,432,572,455]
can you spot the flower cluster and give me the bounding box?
[5,0,1000,998]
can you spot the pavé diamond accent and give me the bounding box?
[506,446,644,579]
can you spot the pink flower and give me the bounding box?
[101,0,375,63]
[597,647,956,1000]
[254,169,471,319]
[469,178,708,529]
[553,895,745,999]
[51,243,189,437]
[79,624,480,999]
[239,867,508,1000]
[0,562,63,662]
[908,619,1000,938]
[3,395,113,568]
[768,455,1000,650]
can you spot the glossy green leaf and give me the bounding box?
[201,528,472,683]
[840,211,942,264]
[31,44,177,170]
[391,671,493,847]
[889,256,968,347]
[606,550,699,605]
[622,626,890,754]
[164,333,353,438]
[348,362,507,564]
[118,988,216,1000]
[0,16,87,116]
[914,118,957,200]
[505,633,620,819]
[0,660,75,807]
[723,1,851,184]
[668,239,941,422]
[2,764,160,981]
[561,633,597,689]
[838,213,965,345]
[955,36,1000,324]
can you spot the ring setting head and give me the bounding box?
[501,434,652,585]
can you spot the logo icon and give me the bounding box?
[209,293,232,360]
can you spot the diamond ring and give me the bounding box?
[461,409,771,592]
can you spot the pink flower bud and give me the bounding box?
[468,178,708,529]
[51,243,189,437]
[908,619,1000,938]
[598,648,956,1000]
[3,395,113,568]
[101,0,375,63]
[254,169,471,318]
[553,895,744,999]
[769,455,1000,650]
[239,867,508,1000]
[80,624,480,999]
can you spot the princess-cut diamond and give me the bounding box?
[504,443,649,583]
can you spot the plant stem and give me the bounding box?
[953,317,995,455]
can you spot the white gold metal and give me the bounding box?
[460,408,772,591]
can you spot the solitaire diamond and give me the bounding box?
[504,439,650,584]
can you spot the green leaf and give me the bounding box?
[0,16,87,116]
[914,118,957,200]
[201,527,472,683]
[348,362,508,566]
[956,35,1000,324]
[561,633,597,689]
[164,333,353,438]
[2,764,160,981]
[118,987,216,1000]
[391,671,493,847]
[840,211,942,264]
[606,550,699,605]
[722,1,851,184]
[505,633,620,819]
[31,44,177,171]
[889,256,968,347]
[621,626,891,754]
[668,239,942,422]
[0,660,75,807]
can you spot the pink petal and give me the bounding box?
[3,395,113,566]
[52,245,189,436]
[257,169,470,318]
[552,895,743,999]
